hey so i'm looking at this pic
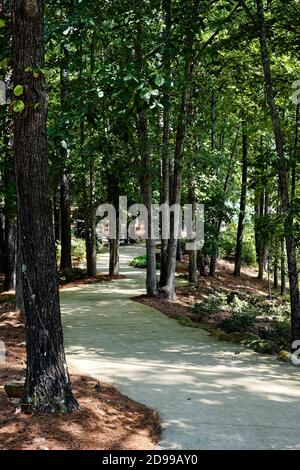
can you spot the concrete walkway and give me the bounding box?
[61,246,300,450]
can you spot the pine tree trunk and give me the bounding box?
[197,251,207,276]
[59,45,72,270]
[4,214,16,291]
[85,172,97,278]
[291,104,299,201]
[108,170,119,277]
[160,32,195,300]
[280,239,286,296]
[134,0,157,297]
[256,0,300,345]
[60,166,72,270]
[209,127,240,276]
[0,214,5,273]
[188,174,197,284]
[53,188,61,243]
[234,129,248,277]
[159,0,171,288]
[12,0,78,413]
[15,219,24,316]
[273,256,279,289]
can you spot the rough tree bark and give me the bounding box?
[134,0,157,297]
[85,157,97,277]
[234,129,248,277]
[60,165,72,270]
[12,0,78,412]
[291,104,299,201]
[159,0,171,288]
[188,174,197,284]
[108,166,119,277]
[59,45,72,270]
[256,0,300,344]
[209,127,240,276]
[159,3,197,300]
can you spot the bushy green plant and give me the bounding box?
[59,267,88,285]
[194,291,227,319]
[266,319,291,350]
[241,240,257,266]
[72,238,86,261]
[220,297,257,333]
[220,223,256,266]
[129,255,160,269]
[220,312,256,333]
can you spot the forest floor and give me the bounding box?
[0,293,160,450]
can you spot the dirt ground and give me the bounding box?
[0,294,161,450]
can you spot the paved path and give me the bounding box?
[61,246,300,450]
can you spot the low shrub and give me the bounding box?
[193,291,227,320]
[56,238,86,264]
[266,319,291,350]
[129,255,160,269]
[59,267,88,285]
[72,238,86,262]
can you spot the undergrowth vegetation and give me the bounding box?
[194,289,291,351]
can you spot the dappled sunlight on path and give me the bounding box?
[61,246,300,450]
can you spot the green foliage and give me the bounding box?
[193,291,227,320]
[12,100,25,113]
[129,255,160,269]
[56,238,86,263]
[59,267,88,285]
[13,85,24,97]
[267,319,291,350]
[71,238,86,262]
[220,223,256,266]
[194,289,291,349]
[220,297,257,333]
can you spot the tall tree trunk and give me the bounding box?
[291,104,299,201]
[0,213,5,272]
[84,41,97,277]
[257,190,265,280]
[209,127,240,276]
[134,0,157,297]
[85,157,97,277]
[188,174,197,284]
[234,129,248,277]
[273,254,279,289]
[13,0,78,412]
[159,0,171,288]
[197,251,207,276]
[211,93,217,151]
[108,168,119,277]
[256,0,300,345]
[15,217,24,316]
[3,155,16,291]
[159,8,196,299]
[59,45,72,270]
[280,238,286,296]
[60,165,72,269]
[4,214,16,291]
[53,187,61,243]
